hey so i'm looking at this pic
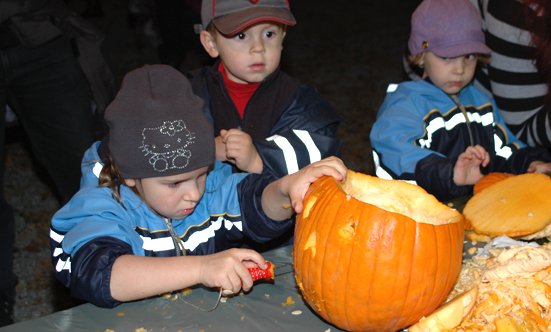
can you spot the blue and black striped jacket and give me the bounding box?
[50,141,293,308]
[370,79,551,201]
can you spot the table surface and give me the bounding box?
[2,196,483,332]
[2,245,349,332]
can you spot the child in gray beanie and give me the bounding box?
[49,64,347,308]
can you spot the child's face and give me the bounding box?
[127,165,210,220]
[422,51,478,95]
[201,22,286,84]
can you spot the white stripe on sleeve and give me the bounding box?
[140,235,175,252]
[55,257,72,273]
[50,229,64,243]
[266,135,299,174]
[293,130,322,163]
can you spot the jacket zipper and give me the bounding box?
[450,94,475,146]
[164,217,186,256]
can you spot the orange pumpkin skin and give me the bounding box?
[473,172,514,195]
[293,173,464,332]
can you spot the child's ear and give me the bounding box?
[123,179,136,187]
[200,30,220,58]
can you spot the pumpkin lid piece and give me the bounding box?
[463,173,551,238]
[408,286,478,332]
[340,170,461,226]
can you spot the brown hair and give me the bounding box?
[97,149,140,208]
[407,52,491,68]
[205,22,217,36]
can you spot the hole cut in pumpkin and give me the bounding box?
[338,170,461,226]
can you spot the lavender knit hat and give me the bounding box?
[105,64,215,179]
[408,0,491,57]
[201,0,296,36]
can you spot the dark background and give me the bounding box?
[5,0,421,324]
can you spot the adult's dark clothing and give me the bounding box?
[0,0,115,325]
[470,0,551,149]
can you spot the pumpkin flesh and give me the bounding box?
[464,173,551,239]
[294,170,464,332]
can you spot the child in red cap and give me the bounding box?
[370,0,551,201]
[50,64,347,308]
[189,0,342,178]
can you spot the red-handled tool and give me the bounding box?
[178,261,289,312]
[217,261,275,290]
[248,261,275,282]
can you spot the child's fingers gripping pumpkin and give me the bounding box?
[288,157,347,213]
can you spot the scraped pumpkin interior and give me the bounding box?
[335,170,461,226]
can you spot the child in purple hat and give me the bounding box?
[370,0,551,202]
[49,64,347,308]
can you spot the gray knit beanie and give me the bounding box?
[105,64,215,179]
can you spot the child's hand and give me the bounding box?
[453,145,490,186]
[215,135,227,162]
[262,157,347,221]
[220,129,263,173]
[527,161,551,175]
[286,157,347,213]
[199,248,267,295]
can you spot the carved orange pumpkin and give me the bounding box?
[293,170,464,332]
[473,172,514,195]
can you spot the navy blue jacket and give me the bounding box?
[188,60,342,178]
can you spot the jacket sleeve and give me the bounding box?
[255,84,343,178]
[50,190,146,308]
[496,146,551,173]
[69,237,132,308]
[50,224,136,308]
[488,108,551,172]
[414,154,474,201]
[237,173,295,242]
[370,98,440,179]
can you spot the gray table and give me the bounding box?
[3,196,483,332]
[2,245,347,332]
[3,242,485,332]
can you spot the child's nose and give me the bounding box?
[453,60,465,74]
[250,38,266,53]
[184,184,201,202]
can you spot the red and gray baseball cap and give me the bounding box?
[201,0,296,36]
[408,0,491,58]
